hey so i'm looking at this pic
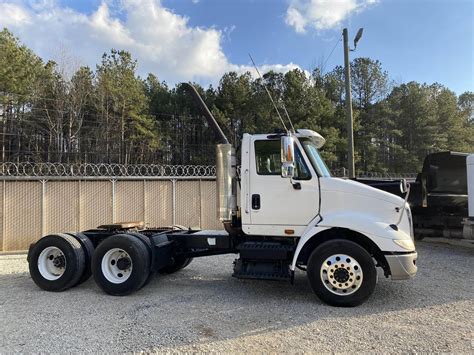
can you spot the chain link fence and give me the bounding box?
[0,179,222,251]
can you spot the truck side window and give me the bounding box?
[255,140,311,179]
[294,148,311,180]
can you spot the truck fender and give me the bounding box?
[290,212,410,271]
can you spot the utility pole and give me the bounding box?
[342,27,363,179]
[343,28,355,178]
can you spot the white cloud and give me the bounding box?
[286,7,308,34]
[0,0,302,84]
[0,3,31,25]
[285,0,379,33]
[235,62,306,78]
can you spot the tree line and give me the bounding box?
[0,28,472,172]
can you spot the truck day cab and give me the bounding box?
[28,84,417,307]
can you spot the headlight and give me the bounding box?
[393,239,415,251]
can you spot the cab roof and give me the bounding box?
[295,129,326,148]
[251,129,326,149]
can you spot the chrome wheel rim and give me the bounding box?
[320,254,363,296]
[101,248,133,284]
[38,246,66,281]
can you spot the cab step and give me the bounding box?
[232,258,291,281]
[237,241,294,260]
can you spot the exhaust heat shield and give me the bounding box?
[216,144,236,221]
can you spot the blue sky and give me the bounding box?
[0,0,472,94]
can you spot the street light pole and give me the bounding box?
[343,28,355,178]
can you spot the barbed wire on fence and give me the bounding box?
[0,162,216,177]
[0,162,417,179]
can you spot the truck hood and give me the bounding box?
[318,177,413,248]
[320,177,404,207]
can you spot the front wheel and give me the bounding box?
[307,239,376,307]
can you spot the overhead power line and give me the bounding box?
[321,34,343,74]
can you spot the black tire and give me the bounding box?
[67,232,95,286]
[126,232,154,288]
[92,234,151,296]
[28,233,86,292]
[307,239,376,307]
[126,232,153,258]
[160,256,193,274]
[142,270,155,287]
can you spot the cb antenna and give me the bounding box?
[248,54,289,133]
[281,104,295,133]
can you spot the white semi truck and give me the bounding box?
[27,83,417,307]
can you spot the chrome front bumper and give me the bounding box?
[385,252,418,280]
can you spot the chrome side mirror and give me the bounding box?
[281,135,295,178]
[282,163,295,178]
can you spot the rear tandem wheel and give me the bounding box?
[92,234,151,296]
[28,233,86,292]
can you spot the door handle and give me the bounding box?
[251,194,261,210]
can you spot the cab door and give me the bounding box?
[243,137,320,237]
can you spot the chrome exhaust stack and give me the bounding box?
[181,83,237,221]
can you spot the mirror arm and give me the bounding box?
[290,178,301,190]
[396,183,411,226]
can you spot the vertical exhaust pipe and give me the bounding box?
[181,83,229,145]
[181,83,236,221]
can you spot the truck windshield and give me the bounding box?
[299,138,331,177]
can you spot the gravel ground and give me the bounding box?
[0,241,473,353]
